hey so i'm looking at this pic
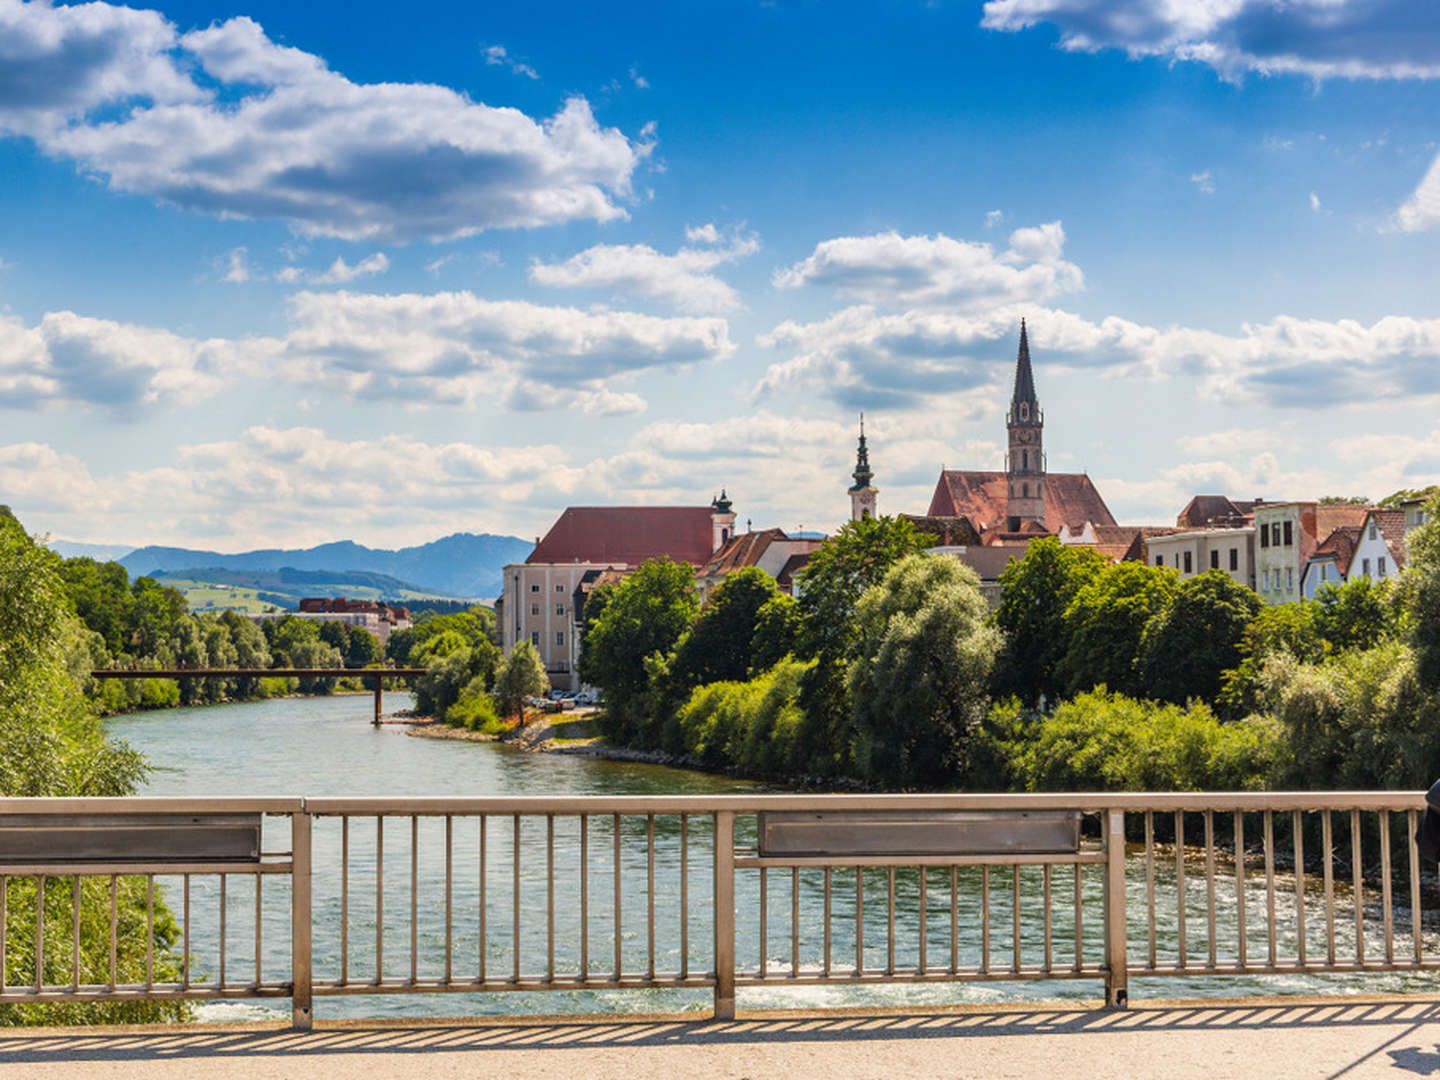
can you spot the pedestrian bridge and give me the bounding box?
[0,792,1433,1032]
[89,668,425,724]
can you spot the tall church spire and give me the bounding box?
[849,413,878,521]
[1010,317,1039,420]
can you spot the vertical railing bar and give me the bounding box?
[612,813,621,982]
[1205,811,1216,969]
[646,814,655,983]
[1352,808,1364,965]
[855,867,864,976]
[445,814,453,986]
[479,814,487,983]
[1011,865,1021,974]
[679,814,688,982]
[980,865,989,975]
[290,809,313,1030]
[109,875,118,991]
[548,815,556,984]
[513,813,521,984]
[1409,809,1423,965]
[340,816,349,985]
[1042,864,1052,974]
[1145,811,1156,969]
[34,875,44,992]
[254,871,263,987]
[1293,809,1307,968]
[759,866,768,977]
[823,866,832,978]
[410,816,418,985]
[950,866,959,976]
[580,814,589,982]
[712,811,736,1019]
[1264,810,1277,968]
[918,866,928,975]
[1175,810,1187,971]
[145,874,154,989]
[1235,811,1246,968]
[70,875,80,992]
[374,816,383,984]
[1323,810,1335,967]
[0,874,6,993]
[791,866,800,979]
[887,867,896,976]
[1381,811,1394,966]
[219,873,227,989]
[1073,862,1083,972]
[1103,809,1128,1007]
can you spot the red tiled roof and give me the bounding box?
[699,528,783,577]
[528,506,716,567]
[776,553,812,588]
[926,471,1116,532]
[1311,526,1361,577]
[900,515,982,546]
[1367,509,1409,568]
[1175,495,1261,528]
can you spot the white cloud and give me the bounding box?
[277,252,390,285]
[529,229,758,313]
[685,223,722,244]
[756,303,1440,412]
[1396,154,1440,231]
[1310,191,1322,212]
[773,223,1084,309]
[981,0,1440,83]
[1191,170,1215,195]
[0,5,646,241]
[984,209,1004,228]
[482,44,538,80]
[629,66,649,89]
[220,247,252,284]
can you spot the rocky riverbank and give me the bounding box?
[405,712,702,768]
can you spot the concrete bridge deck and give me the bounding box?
[4,996,1439,1079]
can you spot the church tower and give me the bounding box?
[1004,320,1045,531]
[849,414,878,521]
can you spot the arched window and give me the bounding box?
[1022,483,1028,498]
[1022,450,1028,470]
[862,508,871,519]
[1020,402,1029,421]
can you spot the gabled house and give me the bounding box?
[1350,509,1407,585]
[1300,526,1361,599]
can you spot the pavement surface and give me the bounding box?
[4,996,1440,1079]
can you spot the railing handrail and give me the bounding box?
[0,792,1425,815]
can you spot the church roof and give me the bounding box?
[926,471,1116,533]
[1011,318,1038,414]
[528,506,716,567]
[698,528,786,577]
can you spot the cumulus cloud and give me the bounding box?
[0,5,646,241]
[773,223,1083,309]
[756,303,1440,411]
[482,44,538,80]
[277,252,390,285]
[528,229,758,313]
[1396,154,1440,231]
[0,289,733,414]
[980,0,1440,83]
[220,247,252,284]
[1191,170,1215,195]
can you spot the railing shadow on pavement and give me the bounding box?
[2,998,1440,1065]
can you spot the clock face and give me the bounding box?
[1018,429,1034,443]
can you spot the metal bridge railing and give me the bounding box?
[0,792,1432,1029]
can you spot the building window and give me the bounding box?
[530,632,539,646]
[1283,521,1293,547]
[1260,527,1269,549]
[1184,551,1193,574]
[556,584,565,592]
[1362,558,1371,578]
[530,584,540,593]
[1020,402,1029,421]
[1262,569,1270,589]
[1229,548,1238,572]
[1155,555,1164,567]
[1379,556,1387,577]
[1210,550,1219,570]
[1022,450,1028,470]
[556,604,565,616]
[530,604,539,616]
[1369,519,1378,540]
[556,632,564,646]
[1286,568,1293,590]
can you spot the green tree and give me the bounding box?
[1408,491,1440,685]
[580,558,699,744]
[1314,577,1403,653]
[670,568,782,690]
[1216,601,1327,719]
[992,537,1106,706]
[493,641,550,718]
[57,557,133,653]
[1138,570,1263,704]
[846,553,1001,788]
[748,593,801,675]
[1062,561,1179,698]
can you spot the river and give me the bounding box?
[108,693,1440,1022]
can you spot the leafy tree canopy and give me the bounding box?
[1139,570,1263,705]
[670,568,782,691]
[1062,560,1179,698]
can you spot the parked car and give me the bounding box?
[574,690,598,706]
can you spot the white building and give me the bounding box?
[1253,502,1371,605]
[1349,509,1407,585]
[1143,526,1255,588]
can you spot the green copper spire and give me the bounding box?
[849,413,873,493]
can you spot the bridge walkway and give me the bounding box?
[2,996,1437,1080]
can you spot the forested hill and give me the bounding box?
[121,532,533,600]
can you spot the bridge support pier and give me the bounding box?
[373,676,383,726]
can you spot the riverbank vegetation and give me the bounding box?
[574,497,1440,793]
[0,508,183,1024]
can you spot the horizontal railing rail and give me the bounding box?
[0,792,1432,1029]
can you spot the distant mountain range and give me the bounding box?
[98,533,533,600]
[48,540,137,562]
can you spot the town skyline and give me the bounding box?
[3,0,1439,550]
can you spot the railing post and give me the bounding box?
[292,808,313,1030]
[1104,808,1128,1008]
[713,810,735,1020]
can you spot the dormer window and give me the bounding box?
[1019,402,1029,421]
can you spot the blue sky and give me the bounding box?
[3,0,1440,549]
